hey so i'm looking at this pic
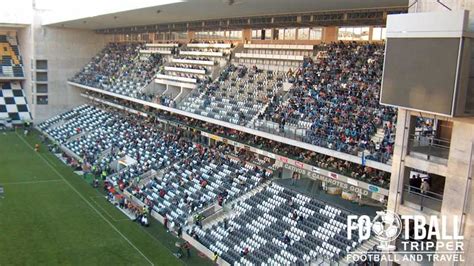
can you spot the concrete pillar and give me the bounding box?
[187,31,194,41]
[17,26,34,119]
[387,109,411,213]
[242,29,251,43]
[322,27,337,43]
[438,120,474,262]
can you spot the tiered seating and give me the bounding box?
[178,64,286,126]
[64,115,128,162]
[132,154,268,226]
[71,43,162,98]
[40,105,193,171]
[74,91,392,188]
[39,104,271,228]
[195,183,364,264]
[0,35,24,78]
[258,42,396,162]
[109,128,193,173]
[70,41,395,162]
[38,105,90,131]
[41,105,113,144]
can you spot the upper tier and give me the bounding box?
[70,42,396,166]
[0,35,24,79]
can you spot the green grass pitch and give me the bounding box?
[0,130,211,266]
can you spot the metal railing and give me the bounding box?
[151,111,392,189]
[403,184,443,212]
[81,92,392,188]
[408,134,450,160]
[78,83,393,164]
[247,118,370,156]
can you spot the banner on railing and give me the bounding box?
[283,163,388,197]
[201,130,389,196]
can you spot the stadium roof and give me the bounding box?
[44,0,408,30]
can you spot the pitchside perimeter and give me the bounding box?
[0,131,208,265]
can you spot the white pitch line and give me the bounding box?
[89,196,131,222]
[16,133,154,266]
[1,179,63,185]
[42,152,62,167]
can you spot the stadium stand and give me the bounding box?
[38,103,381,265]
[179,64,287,126]
[71,43,163,98]
[10,2,474,265]
[193,183,365,265]
[0,35,24,78]
[39,105,113,144]
[256,42,396,163]
[38,104,271,227]
[71,41,395,163]
[129,149,269,226]
[0,81,31,121]
[38,35,396,265]
[80,90,392,188]
[36,39,399,266]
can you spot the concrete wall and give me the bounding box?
[409,0,474,13]
[387,107,474,265]
[17,26,34,114]
[29,11,107,122]
[442,119,474,263]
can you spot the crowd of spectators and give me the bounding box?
[159,95,175,107]
[71,43,162,97]
[178,64,286,126]
[40,104,271,226]
[70,40,394,176]
[260,42,396,162]
[81,91,391,188]
[200,123,390,188]
[129,142,269,225]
